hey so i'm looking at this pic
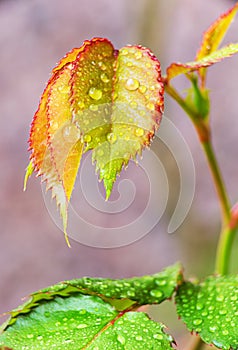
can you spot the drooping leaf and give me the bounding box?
[166,43,238,82]
[176,275,238,349]
[196,3,238,83]
[0,264,181,349]
[25,38,164,242]
[26,49,85,246]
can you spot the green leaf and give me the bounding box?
[0,295,174,350]
[185,75,210,119]
[2,263,182,328]
[0,264,181,349]
[166,43,238,82]
[26,38,164,243]
[176,275,238,349]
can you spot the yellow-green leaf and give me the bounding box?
[71,40,164,199]
[197,3,238,60]
[166,43,238,82]
[196,3,238,84]
[95,46,163,199]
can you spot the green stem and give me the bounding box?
[165,82,236,276]
[201,141,231,225]
[215,226,237,275]
[164,84,199,121]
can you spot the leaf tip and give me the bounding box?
[64,230,71,248]
[23,160,34,191]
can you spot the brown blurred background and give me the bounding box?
[0,0,238,348]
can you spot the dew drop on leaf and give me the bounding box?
[150,290,163,298]
[209,326,217,333]
[63,125,80,143]
[193,319,203,326]
[117,334,126,344]
[139,85,147,94]
[83,134,92,143]
[134,128,144,137]
[27,334,34,339]
[89,104,98,111]
[76,323,88,329]
[97,149,104,156]
[135,335,143,341]
[153,333,163,340]
[130,101,138,108]
[125,78,140,91]
[135,51,142,59]
[98,62,107,71]
[146,102,155,111]
[77,101,85,109]
[100,73,110,83]
[88,87,102,100]
[120,48,129,55]
[107,132,117,144]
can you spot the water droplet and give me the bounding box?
[117,334,126,344]
[77,101,85,109]
[64,339,73,343]
[219,309,227,315]
[196,303,204,310]
[139,85,147,94]
[63,125,80,142]
[146,102,155,111]
[216,295,224,302]
[130,101,138,109]
[120,48,129,55]
[107,132,117,144]
[209,326,217,333]
[89,104,98,111]
[27,334,34,339]
[222,329,229,336]
[153,334,163,340]
[89,87,102,100]
[150,289,163,298]
[135,51,142,59]
[98,62,107,71]
[155,279,166,286]
[37,335,43,340]
[125,78,140,91]
[135,128,144,137]
[84,134,92,143]
[100,73,110,83]
[50,121,59,131]
[57,85,69,94]
[213,340,223,348]
[77,323,88,329]
[97,149,104,156]
[135,335,143,341]
[193,319,202,326]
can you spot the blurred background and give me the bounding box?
[0,0,238,348]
